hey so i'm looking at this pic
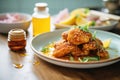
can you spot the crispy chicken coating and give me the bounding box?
[95,38,103,46]
[53,41,74,58]
[53,40,89,58]
[83,38,103,51]
[72,49,89,57]
[97,50,109,58]
[53,28,109,60]
[83,40,97,51]
[67,28,92,45]
[62,31,68,41]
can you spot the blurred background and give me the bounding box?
[0,0,103,15]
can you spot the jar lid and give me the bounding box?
[35,3,48,11]
[8,29,26,41]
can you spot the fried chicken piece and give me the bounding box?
[83,40,97,51]
[54,40,65,48]
[53,28,109,59]
[67,28,92,45]
[62,31,68,41]
[53,40,89,58]
[95,38,103,46]
[53,41,74,58]
[97,50,109,58]
[82,38,108,58]
[72,49,89,57]
[83,38,103,51]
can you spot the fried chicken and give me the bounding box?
[53,40,74,58]
[53,40,89,58]
[83,38,103,51]
[62,31,68,41]
[53,28,109,59]
[67,28,92,45]
[97,50,109,58]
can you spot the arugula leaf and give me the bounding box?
[78,57,83,62]
[79,25,90,32]
[81,25,88,32]
[92,31,97,40]
[41,47,49,53]
[69,54,74,61]
[90,21,96,26]
[82,56,100,62]
[78,56,100,62]
[82,58,89,62]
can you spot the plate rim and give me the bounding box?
[31,28,120,67]
[54,21,118,31]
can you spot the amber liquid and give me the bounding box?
[13,63,24,69]
[8,40,26,51]
[32,16,50,36]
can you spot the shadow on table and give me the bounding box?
[32,55,120,80]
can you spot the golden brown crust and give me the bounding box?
[53,28,109,59]
[67,28,92,45]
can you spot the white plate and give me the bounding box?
[54,10,120,31]
[31,28,120,68]
[0,13,31,33]
[54,21,118,31]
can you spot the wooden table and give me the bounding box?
[0,24,120,80]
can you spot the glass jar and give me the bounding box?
[32,2,51,36]
[103,0,120,14]
[8,29,26,51]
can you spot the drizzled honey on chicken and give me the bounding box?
[53,27,109,60]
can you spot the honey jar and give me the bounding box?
[8,29,26,51]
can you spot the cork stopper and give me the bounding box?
[35,3,48,11]
[8,29,26,41]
